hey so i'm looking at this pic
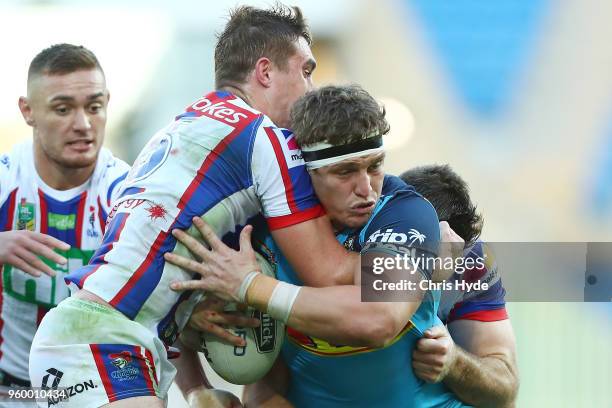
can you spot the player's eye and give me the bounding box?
[368,161,383,172]
[54,105,70,115]
[88,103,103,114]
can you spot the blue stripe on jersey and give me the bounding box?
[69,212,130,285]
[288,166,319,212]
[41,191,85,247]
[0,189,17,231]
[112,115,263,319]
[107,172,128,205]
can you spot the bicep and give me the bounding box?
[271,216,357,286]
[448,319,517,360]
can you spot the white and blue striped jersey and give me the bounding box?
[0,140,129,381]
[66,91,324,347]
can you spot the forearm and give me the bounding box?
[444,347,518,407]
[243,357,292,407]
[271,217,358,286]
[172,339,211,399]
[267,282,415,348]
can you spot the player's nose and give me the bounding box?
[72,108,92,132]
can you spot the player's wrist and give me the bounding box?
[245,274,300,323]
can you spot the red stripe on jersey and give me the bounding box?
[144,348,159,386]
[109,231,167,308]
[109,107,259,310]
[74,191,88,248]
[90,344,116,402]
[97,196,106,234]
[133,346,156,394]
[264,127,299,214]
[448,307,508,323]
[37,189,48,234]
[177,115,260,211]
[266,204,326,231]
[3,189,18,230]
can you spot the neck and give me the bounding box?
[219,83,269,119]
[219,84,251,105]
[33,145,94,190]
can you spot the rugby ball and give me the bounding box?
[198,252,285,385]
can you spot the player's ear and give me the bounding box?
[253,57,272,88]
[18,96,35,127]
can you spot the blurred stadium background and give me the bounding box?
[1,0,610,406]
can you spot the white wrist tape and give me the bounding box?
[266,281,301,324]
[238,271,260,303]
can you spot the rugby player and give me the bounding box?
[401,165,519,407]
[29,6,362,408]
[167,85,469,407]
[0,44,129,405]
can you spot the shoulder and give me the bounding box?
[361,189,440,252]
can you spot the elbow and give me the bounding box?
[346,310,403,348]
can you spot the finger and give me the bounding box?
[194,296,225,312]
[192,217,224,252]
[412,361,440,383]
[416,338,448,354]
[17,249,57,277]
[33,232,71,251]
[164,253,207,276]
[7,254,42,277]
[207,311,260,328]
[423,325,447,339]
[24,239,68,265]
[412,350,444,366]
[189,318,246,347]
[171,229,212,262]
[14,247,56,277]
[238,225,254,253]
[170,279,209,292]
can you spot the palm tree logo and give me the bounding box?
[408,229,426,245]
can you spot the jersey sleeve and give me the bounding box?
[446,242,508,323]
[251,127,324,231]
[361,191,441,280]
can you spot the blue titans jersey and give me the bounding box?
[263,176,469,408]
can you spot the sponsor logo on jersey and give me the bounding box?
[109,351,139,382]
[366,228,426,245]
[189,97,249,124]
[253,310,276,353]
[41,368,63,389]
[87,205,99,238]
[48,213,76,230]
[127,135,172,184]
[43,367,98,407]
[17,198,35,231]
[146,202,168,221]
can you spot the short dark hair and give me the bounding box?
[28,44,103,84]
[290,84,390,147]
[400,164,483,248]
[215,4,311,88]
